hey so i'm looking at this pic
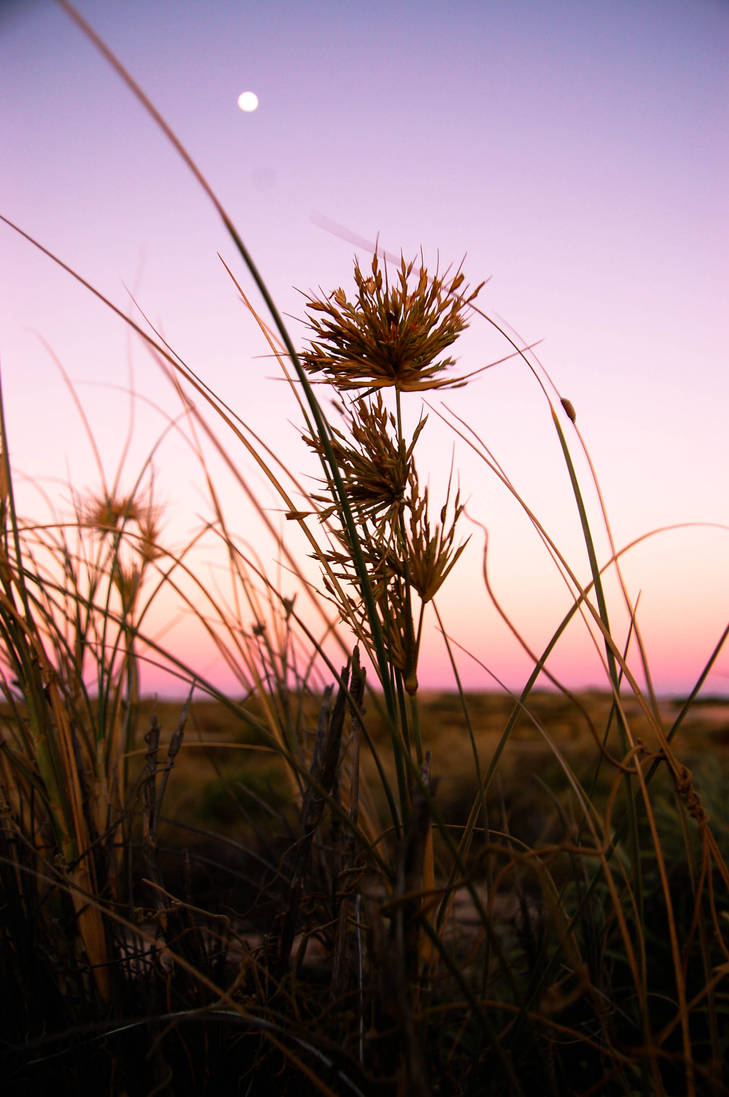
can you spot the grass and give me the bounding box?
[1,3,728,1094]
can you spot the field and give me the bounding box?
[130,689,729,849]
[2,682,728,1095]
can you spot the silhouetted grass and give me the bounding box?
[1,4,728,1094]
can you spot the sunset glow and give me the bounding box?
[1,0,727,698]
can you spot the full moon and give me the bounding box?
[237,90,259,112]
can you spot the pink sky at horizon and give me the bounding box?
[1,0,728,698]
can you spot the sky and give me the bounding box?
[1,0,728,698]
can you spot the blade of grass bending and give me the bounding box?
[548,409,620,701]
[429,601,489,939]
[55,0,406,817]
[666,620,729,744]
[0,378,81,846]
[0,376,113,998]
[471,302,661,721]
[548,405,645,966]
[571,416,662,718]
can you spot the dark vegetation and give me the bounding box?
[3,686,728,1095]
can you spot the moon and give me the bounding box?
[237,91,259,113]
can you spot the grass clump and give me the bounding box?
[1,5,728,1095]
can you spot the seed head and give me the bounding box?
[303,393,425,529]
[301,251,483,393]
[82,490,164,562]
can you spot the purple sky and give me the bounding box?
[1,0,728,696]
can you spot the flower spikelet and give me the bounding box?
[83,492,145,532]
[387,481,469,605]
[304,394,426,529]
[82,490,164,562]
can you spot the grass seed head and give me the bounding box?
[385,482,469,604]
[82,490,164,561]
[83,491,145,532]
[304,393,424,528]
[301,250,483,393]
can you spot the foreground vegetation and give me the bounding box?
[1,5,728,1094]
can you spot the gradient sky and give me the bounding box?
[1,0,728,697]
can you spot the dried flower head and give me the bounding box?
[83,492,145,532]
[304,393,426,528]
[82,490,164,562]
[301,251,483,393]
[311,441,467,692]
[384,484,469,605]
